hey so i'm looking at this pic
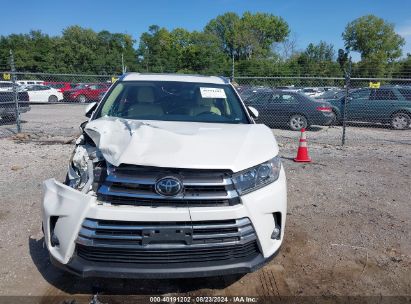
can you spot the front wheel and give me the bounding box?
[391,113,410,130]
[77,95,87,103]
[48,95,58,103]
[289,114,308,131]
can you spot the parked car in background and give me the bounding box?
[323,86,340,91]
[315,89,345,101]
[0,81,17,92]
[0,90,30,120]
[63,83,111,103]
[301,87,325,98]
[236,86,274,101]
[243,90,334,130]
[21,84,63,103]
[326,87,411,130]
[42,82,76,93]
[16,80,43,86]
[275,86,301,92]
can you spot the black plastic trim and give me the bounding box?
[49,247,280,279]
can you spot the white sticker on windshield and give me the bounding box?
[200,87,227,99]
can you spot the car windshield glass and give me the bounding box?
[398,88,411,100]
[96,81,249,124]
[49,83,64,89]
[74,84,87,89]
[317,90,339,99]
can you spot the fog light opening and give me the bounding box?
[272,212,282,240]
[51,233,60,247]
[271,225,281,240]
[49,216,60,247]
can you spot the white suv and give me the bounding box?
[42,74,287,278]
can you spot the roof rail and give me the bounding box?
[218,76,230,83]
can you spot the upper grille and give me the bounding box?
[96,164,240,207]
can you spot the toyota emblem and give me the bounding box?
[155,176,183,196]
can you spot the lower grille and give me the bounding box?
[76,217,260,264]
[77,241,259,264]
[77,217,256,248]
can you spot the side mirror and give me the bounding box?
[247,106,259,119]
[85,102,97,118]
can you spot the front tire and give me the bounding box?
[77,95,87,103]
[289,114,308,131]
[391,112,410,130]
[48,95,58,103]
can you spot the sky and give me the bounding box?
[1,0,411,61]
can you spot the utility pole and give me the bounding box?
[9,50,21,133]
[121,53,126,74]
[231,52,235,81]
[341,56,352,146]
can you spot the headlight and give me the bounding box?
[232,156,281,195]
[67,145,94,192]
[67,145,91,190]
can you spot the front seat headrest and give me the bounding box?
[137,87,155,103]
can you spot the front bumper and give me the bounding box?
[50,247,280,279]
[42,168,287,278]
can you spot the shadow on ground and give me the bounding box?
[265,124,324,132]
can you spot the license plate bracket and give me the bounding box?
[141,227,193,245]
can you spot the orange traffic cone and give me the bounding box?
[294,128,312,162]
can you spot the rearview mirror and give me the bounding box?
[85,102,97,118]
[247,106,259,119]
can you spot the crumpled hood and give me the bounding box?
[85,117,279,172]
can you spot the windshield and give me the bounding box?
[95,81,250,124]
[317,90,343,99]
[49,83,65,89]
[73,84,88,90]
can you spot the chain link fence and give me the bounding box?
[236,76,411,146]
[1,71,411,147]
[0,71,116,138]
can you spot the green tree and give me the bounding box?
[0,26,137,74]
[304,41,334,62]
[205,12,289,60]
[342,15,405,76]
[286,42,340,77]
[337,48,349,72]
[137,25,177,72]
[0,30,57,72]
[394,54,411,78]
[204,12,240,59]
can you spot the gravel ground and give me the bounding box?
[0,104,410,302]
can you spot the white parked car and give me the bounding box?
[302,87,325,98]
[22,84,63,102]
[16,80,43,86]
[42,73,287,278]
